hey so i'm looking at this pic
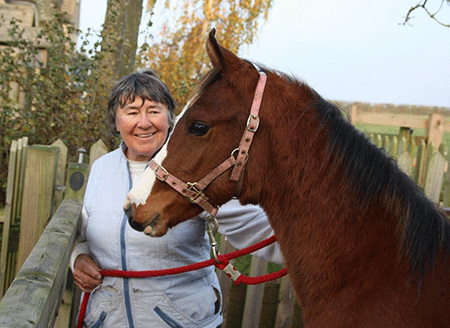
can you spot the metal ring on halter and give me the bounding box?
[231,148,249,163]
[206,216,220,263]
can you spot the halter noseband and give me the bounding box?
[149,66,267,218]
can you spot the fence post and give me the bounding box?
[89,139,109,169]
[349,104,357,124]
[64,149,89,202]
[427,114,444,150]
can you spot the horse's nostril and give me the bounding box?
[125,206,145,232]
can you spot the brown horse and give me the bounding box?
[125,30,450,327]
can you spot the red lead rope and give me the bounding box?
[77,235,286,328]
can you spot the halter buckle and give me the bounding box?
[154,164,169,182]
[186,182,205,203]
[246,114,260,132]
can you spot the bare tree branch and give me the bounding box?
[403,0,450,27]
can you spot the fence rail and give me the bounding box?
[0,199,81,327]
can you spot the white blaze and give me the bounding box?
[125,144,168,207]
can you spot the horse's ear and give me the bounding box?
[206,28,224,69]
[206,28,242,71]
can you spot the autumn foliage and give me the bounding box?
[138,0,273,112]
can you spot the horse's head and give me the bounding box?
[125,29,268,236]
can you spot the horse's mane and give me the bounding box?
[196,60,450,280]
[312,91,450,280]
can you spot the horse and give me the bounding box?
[125,29,450,327]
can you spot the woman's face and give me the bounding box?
[116,96,171,162]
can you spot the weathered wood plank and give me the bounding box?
[426,113,445,149]
[216,236,236,327]
[51,139,68,211]
[16,145,59,275]
[275,275,295,328]
[0,140,17,297]
[89,139,109,169]
[397,136,412,176]
[424,145,446,203]
[241,256,268,328]
[64,163,89,202]
[0,199,82,328]
[0,137,28,296]
[356,112,428,130]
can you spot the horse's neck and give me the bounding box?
[255,108,401,285]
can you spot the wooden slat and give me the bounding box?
[415,139,428,187]
[356,112,428,129]
[424,146,447,204]
[275,275,295,328]
[0,199,82,328]
[15,145,59,275]
[241,256,268,328]
[51,139,68,211]
[216,236,236,327]
[426,113,445,149]
[397,136,413,176]
[0,140,18,297]
[89,139,109,169]
[12,137,27,226]
[0,137,28,296]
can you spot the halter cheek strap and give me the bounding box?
[149,69,267,218]
[230,71,266,181]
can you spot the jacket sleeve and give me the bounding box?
[69,206,90,271]
[214,199,284,264]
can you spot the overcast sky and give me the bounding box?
[79,0,450,107]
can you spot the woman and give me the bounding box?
[71,69,282,327]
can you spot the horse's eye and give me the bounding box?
[189,122,210,136]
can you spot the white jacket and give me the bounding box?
[71,145,282,328]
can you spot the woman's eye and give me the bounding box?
[188,122,210,136]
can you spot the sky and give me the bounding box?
[79,0,450,108]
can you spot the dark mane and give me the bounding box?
[313,94,450,279]
[196,60,450,280]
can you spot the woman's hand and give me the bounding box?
[73,254,103,293]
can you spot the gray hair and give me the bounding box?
[107,69,176,136]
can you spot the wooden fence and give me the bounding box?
[0,105,449,327]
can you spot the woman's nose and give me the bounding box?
[137,113,152,128]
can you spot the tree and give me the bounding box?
[100,0,146,79]
[138,0,273,111]
[403,0,450,27]
[0,13,115,206]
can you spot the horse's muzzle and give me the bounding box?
[125,206,145,232]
